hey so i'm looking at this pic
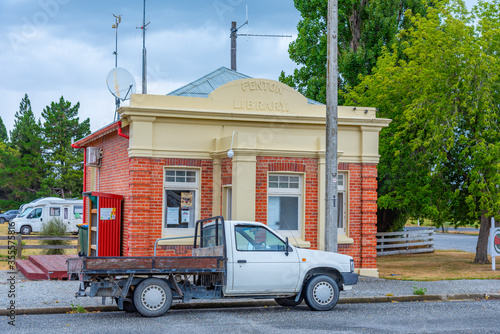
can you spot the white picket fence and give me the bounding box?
[376,228,434,256]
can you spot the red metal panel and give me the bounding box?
[96,194,122,257]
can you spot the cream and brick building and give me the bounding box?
[73,67,390,277]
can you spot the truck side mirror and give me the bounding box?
[285,237,289,256]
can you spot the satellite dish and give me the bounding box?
[106,67,136,101]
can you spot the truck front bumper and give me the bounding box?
[341,272,358,286]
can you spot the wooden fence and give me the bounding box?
[376,228,434,256]
[0,234,78,259]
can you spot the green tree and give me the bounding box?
[346,0,500,263]
[41,96,90,197]
[0,142,21,203]
[1,94,46,203]
[280,0,429,104]
[0,116,7,142]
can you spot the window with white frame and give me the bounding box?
[164,169,199,230]
[267,174,302,236]
[337,173,347,234]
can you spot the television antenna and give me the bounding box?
[112,14,122,68]
[230,6,292,71]
[136,0,150,94]
[106,67,137,120]
[111,13,122,120]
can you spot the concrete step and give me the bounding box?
[16,259,47,280]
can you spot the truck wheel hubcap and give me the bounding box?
[313,281,334,305]
[141,285,166,310]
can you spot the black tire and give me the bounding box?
[115,298,137,313]
[20,225,32,235]
[0,217,5,224]
[304,275,340,311]
[133,278,172,317]
[275,295,303,307]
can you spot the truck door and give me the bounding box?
[229,225,300,294]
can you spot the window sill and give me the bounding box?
[338,234,354,244]
[290,238,311,248]
[157,235,194,246]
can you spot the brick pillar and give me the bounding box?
[360,164,378,269]
[127,158,153,256]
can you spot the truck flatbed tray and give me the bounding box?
[67,256,225,276]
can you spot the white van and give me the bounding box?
[13,198,83,234]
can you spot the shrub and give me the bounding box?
[40,218,69,255]
[413,284,427,296]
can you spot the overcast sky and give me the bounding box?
[0,0,478,135]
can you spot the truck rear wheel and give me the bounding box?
[275,296,303,307]
[133,278,172,317]
[304,275,339,311]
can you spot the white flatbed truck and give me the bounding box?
[67,216,358,317]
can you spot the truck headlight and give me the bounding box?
[350,259,355,273]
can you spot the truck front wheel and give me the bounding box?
[133,278,172,317]
[20,225,32,235]
[304,275,339,311]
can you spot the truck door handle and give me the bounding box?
[237,260,247,263]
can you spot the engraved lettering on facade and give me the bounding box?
[241,80,283,95]
[233,99,288,112]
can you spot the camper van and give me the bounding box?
[13,198,83,234]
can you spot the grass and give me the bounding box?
[0,221,77,270]
[378,250,500,281]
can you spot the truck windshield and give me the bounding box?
[18,208,33,218]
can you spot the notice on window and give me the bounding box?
[100,208,116,220]
[181,210,190,223]
[181,192,193,209]
[167,207,179,225]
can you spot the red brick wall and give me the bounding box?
[128,158,213,257]
[83,127,131,255]
[255,157,319,249]
[337,163,378,269]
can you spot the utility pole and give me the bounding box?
[231,21,237,71]
[229,20,291,71]
[137,0,150,94]
[325,0,338,252]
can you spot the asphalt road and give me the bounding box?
[4,300,499,334]
[433,232,478,253]
[405,227,479,253]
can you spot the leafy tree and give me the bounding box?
[41,96,90,197]
[346,0,500,263]
[0,142,21,201]
[280,0,429,104]
[0,117,7,142]
[1,94,46,203]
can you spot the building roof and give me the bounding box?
[167,66,322,105]
[168,67,250,97]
